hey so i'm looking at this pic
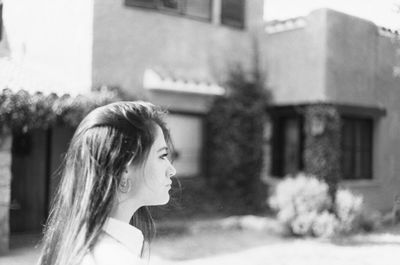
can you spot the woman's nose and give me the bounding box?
[167,164,177,178]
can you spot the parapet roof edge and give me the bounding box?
[143,69,225,96]
[264,16,306,34]
[264,8,400,38]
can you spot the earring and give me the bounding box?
[119,177,131,193]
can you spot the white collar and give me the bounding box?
[102,217,144,256]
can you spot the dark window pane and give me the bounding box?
[221,0,245,28]
[360,150,372,179]
[283,118,301,176]
[125,0,156,9]
[272,115,303,177]
[360,120,372,151]
[354,147,362,178]
[271,119,284,177]
[342,149,353,179]
[157,0,184,13]
[341,117,373,180]
[185,0,212,20]
[159,0,179,9]
[342,120,354,147]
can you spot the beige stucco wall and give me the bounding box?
[260,9,328,104]
[92,0,264,107]
[323,9,400,212]
[324,10,378,105]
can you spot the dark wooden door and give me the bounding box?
[10,130,49,233]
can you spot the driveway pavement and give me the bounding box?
[1,232,399,265]
[150,236,399,265]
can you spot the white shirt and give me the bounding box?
[81,218,145,265]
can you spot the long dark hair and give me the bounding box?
[38,101,172,265]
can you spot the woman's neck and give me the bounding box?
[109,199,141,223]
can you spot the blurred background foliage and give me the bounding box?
[205,65,271,214]
[0,86,123,135]
[303,104,342,202]
[269,173,381,237]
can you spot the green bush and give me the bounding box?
[0,86,123,134]
[335,189,363,233]
[303,104,341,201]
[205,66,270,213]
[269,173,379,237]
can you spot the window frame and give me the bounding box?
[167,110,207,178]
[156,0,185,14]
[125,0,213,22]
[270,112,304,178]
[336,104,385,182]
[267,104,385,181]
[183,0,213,21]
[124,0,157,9]
[220,0,245,29]
[341,115,374,181]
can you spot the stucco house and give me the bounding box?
[261,9,400,213]
[0,0,399,253]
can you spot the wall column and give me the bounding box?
[303,104,341,200]
[0,134,12,254]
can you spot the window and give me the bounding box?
[185,0,212,20]
[125,0,157,9]
[341,117,373,180]
[165,114,204,177]
[125,0,212,21]
[221,0,245,29]
[157,0,183,13]
[271,115,304,177]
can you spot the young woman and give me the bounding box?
[38,101,177,265]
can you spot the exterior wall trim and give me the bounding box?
[143,69,225,96]
[264,17,307,34]
[267,102,386,118]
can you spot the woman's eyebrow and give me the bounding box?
[157,147,169,153]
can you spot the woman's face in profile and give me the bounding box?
[127,125,176,206]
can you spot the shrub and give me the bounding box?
[311,211,338,237]
[303,104,341,200]
[335,189,363,233]
[206,65,270,213]
[269,173,377,237]
[0,86,123,135]
[269,173,331,226]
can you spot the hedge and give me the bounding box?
[205,66,271,213]
[0,86,123,135]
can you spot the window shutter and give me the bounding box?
[125,0,157,9]
[221,0,245,29]
[185,0,212,20]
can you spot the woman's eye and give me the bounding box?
[160,153,169,159]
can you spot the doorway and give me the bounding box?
[10,130,49,233]
[9,126,75,233]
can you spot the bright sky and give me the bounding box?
[264,0,400,29]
